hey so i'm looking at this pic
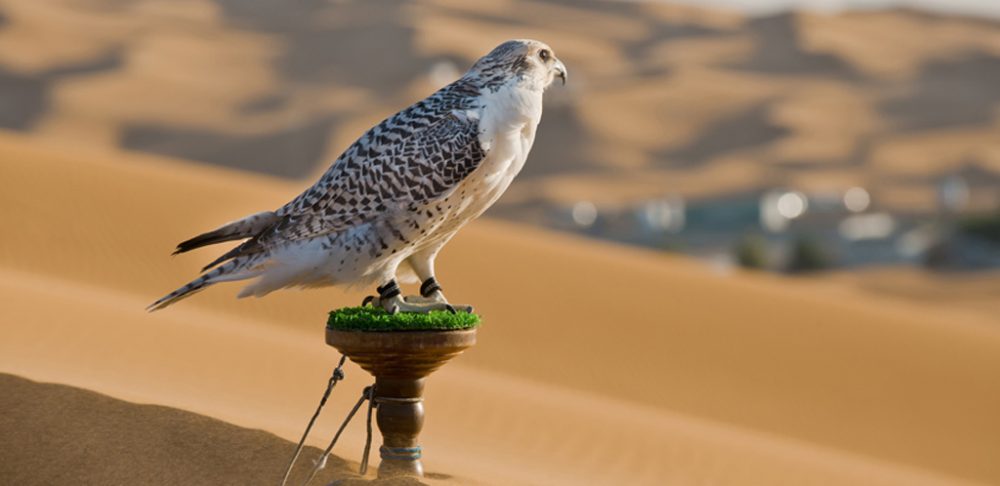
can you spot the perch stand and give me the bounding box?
[326,324,477,478]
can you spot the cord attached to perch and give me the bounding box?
[279,355,377,486]
[280,356,346,486]
[301,385,376,485]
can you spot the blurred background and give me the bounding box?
[3,0,1000,308]
[1,1,999,485]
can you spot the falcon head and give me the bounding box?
[470,39,567,91]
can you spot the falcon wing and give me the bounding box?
[284,109,486,239]
[203,107,486,270]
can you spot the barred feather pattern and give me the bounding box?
[149,39,560,310]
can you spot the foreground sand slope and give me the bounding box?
[1,134,998,484]
[0,374,369,486]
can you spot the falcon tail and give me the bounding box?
[147,277,211,312]
[147,260,253,312]
[173,211,279,255]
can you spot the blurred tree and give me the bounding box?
[734,234,768,270]
[785,235,831,273]
[957,211,1000,244]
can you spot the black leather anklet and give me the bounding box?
[377,280,401,299]
[420,277,442,298]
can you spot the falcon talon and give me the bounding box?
[361,295,376,307]
[402,295,433,304]
[444,304,457,315]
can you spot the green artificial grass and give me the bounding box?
[327,306,480,332]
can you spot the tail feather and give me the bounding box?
[173,211,279,254]
[200,238,256,272]
[147,260,255,312]
[146,277,210,312]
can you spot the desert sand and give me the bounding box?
[0,373,368,486]
[1,0,998,484]
[2,134,999,485]
[1,0,999,213]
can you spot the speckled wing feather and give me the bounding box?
[204,81,487,270]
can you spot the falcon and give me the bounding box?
[149,39,566,314]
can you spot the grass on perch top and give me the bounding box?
[328,306,480,331]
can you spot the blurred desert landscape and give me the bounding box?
[1,0,999,485]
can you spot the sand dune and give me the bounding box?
[0,0,999,212]
[0,374,370,486]
[2,134,999,484]
[1,1,997,484]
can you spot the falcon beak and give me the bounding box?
[554,60,567,86]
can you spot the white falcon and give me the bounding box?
[149,39,567,313]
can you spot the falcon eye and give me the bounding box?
[538,49,550,61]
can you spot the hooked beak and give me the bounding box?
[554,60,567,86]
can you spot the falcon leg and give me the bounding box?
[403,277,473,313]
[401,277,443,304]
[362,279,470,314]
[404,251,474,313]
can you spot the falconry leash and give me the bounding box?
[279,355,376,486]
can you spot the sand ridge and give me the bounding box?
[0,0,999,210]
[0,374,363,486]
